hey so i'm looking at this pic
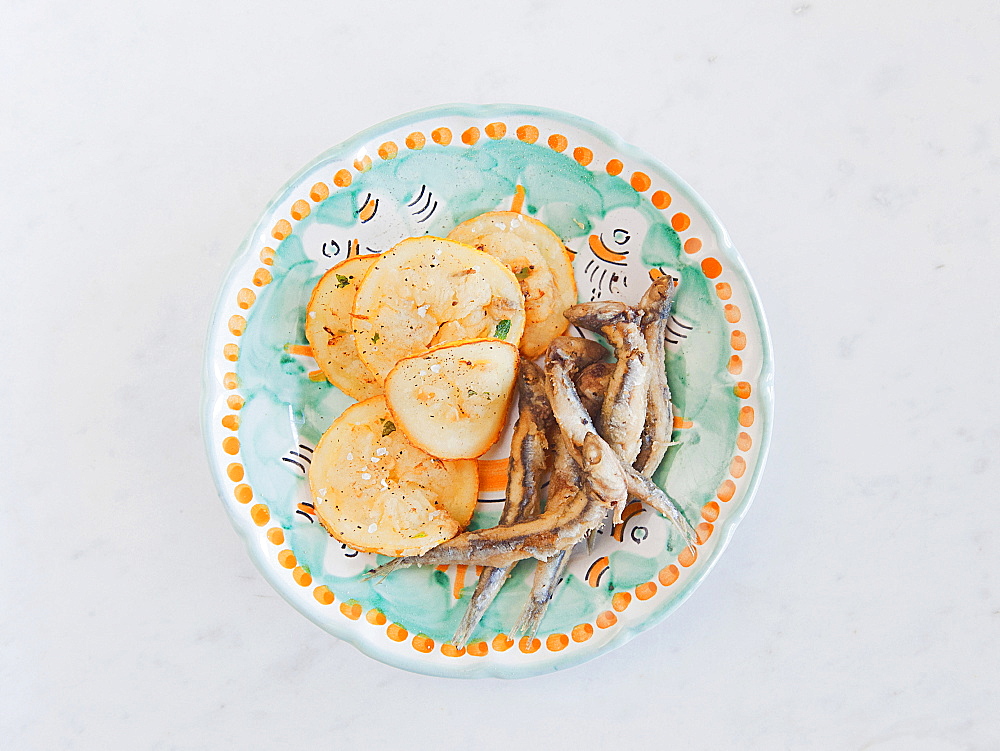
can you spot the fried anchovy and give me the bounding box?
[634,274,679,477]
[510,431,581,639]
[564,303,650,466]
[366,432,617,575]
[452,360,552,649]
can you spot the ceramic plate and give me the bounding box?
[203,104,773,678]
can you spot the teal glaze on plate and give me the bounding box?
[203,104,773,678]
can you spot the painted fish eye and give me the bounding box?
[612,228,630,245]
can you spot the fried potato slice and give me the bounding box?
[447,211,578,359]
[352,237,526,385]
[385,339,519,460]
[305,255,381,401]
[309,396,479,556]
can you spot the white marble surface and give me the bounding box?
[2,0,998,748]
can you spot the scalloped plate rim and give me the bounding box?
[201,102,774,679]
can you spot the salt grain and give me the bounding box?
[361,472,372,480]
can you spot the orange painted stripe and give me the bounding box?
[307,369,326,382]
[477,458,509,494]
[510,184,526,214]
[673,416,694,429]
[586,556,610,588]
[452,565,467,599]
[286,344,314,357]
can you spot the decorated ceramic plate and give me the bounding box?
[203,104,773,678]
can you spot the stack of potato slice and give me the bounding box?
[304,217,577,556]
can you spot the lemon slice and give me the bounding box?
[447,211,578,359]
[309,396,479,556]
[351,237,526,385]
[385,338,519,460]
[305,255,381,401]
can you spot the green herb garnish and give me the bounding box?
[381,419,396,437]
[493,319,512,340]
[514,267,531,281]
[371,332,380,344]
[335,274,351,288]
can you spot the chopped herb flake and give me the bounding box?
[371,332,380,344]
[381,420,396,437]
[493,319,512,340]
[335,274,351,288]
[514,267,531,281]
